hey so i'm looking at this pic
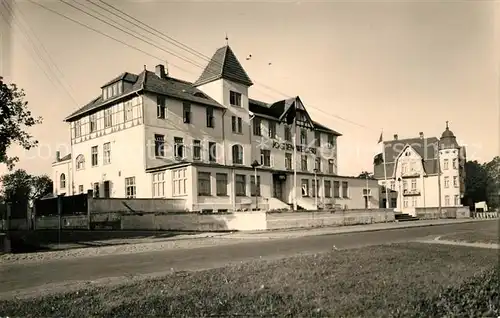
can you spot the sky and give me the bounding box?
[0,0,498,178]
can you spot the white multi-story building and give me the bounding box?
[52,45,380,211]
[373,124,466,215]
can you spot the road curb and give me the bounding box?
[227,219,497,240]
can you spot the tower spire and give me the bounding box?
[445,120,449,130]
[225,33,229,45]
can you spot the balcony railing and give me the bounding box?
[401,170,420,178]
[362,189,372,196]
[403,189,421,196]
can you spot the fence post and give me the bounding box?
[4,203,12,253]
[57,195,63,246]
[87,190,93,230]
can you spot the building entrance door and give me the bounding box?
[272,174,286,201]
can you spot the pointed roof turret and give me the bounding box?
[440,121,459,149]
[194,45,253,87]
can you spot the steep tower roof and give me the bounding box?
[194,45,253,87]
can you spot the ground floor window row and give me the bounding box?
[301,179,350,199]
[384,194,461,208]
[76,176,137,198]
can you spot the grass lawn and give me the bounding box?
[440,220,499,244]
[0,242,498,317]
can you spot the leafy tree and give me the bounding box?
[0,169,32,203]
[31,174,53,200]
[0,77,42,170]
[463,160,488,205]
[358,171,375,179]
[0,170,53,202]
[484,156,500,209]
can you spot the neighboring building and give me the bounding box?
[52,45,380,211]
[373,124,466,215]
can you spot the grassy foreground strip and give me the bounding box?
[440,222,499,244]
[0,243,498,317]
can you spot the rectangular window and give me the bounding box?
[78,185,84,194]
[124,101,133,121]
[103,181,111,198]
[209,142,217,162]
[401,163,407,173]
[260,149,271,167]
[333,181,340,197]
[216,173,227,196]
[403,180,408,191]
[284,125,292,142]
[89,114,97,133]
[231,116,237,132]
[74,121,82,138]
[315,131,321,147]
[324,180,332,197]
[193,140,201,160]
[154,134,165,157]
[253,118,262,136]
[315,157,321,172]
[452,158,457,169]
[454,195,460,206]
[237,117,243,133]
[328,159,334,174]
[443,159,449,170]
[453,176,458,188]
[390,198,397,208]
[125,177,136,198]
[268,121,276,138]
[311,179,319,197]
[172,168,187,196]
[403,198,408,208]
[232,145,243,165]
[300,129,307,145]
[198,172,211,196]
[152,172,165,198]
[445,195,450,206]
[301,155,307,171]
[411,178,416,190]
[174,137,184,159]
[285,153,292,170]
[235,174,246,196]
[250,175,261,197]
[206,107,214,127]
[390,181,396,191]
[341,181,349,198]
[230,91,242,106]
[301,179,309,197]
[183,102,191,124]
[157,96,166,119]
[91,146,98,166]
[444,176,450,188]
[104,108,112,128]
[327,134,334,148]
[103,142,111,165]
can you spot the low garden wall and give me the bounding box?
[266,209,395,230]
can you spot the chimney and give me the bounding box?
[56,151,60,162]
[393,134,398,140]
[419,132,424,139]
[155,64,166,79]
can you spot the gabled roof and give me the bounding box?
[248,98,342,136]
[373,136,440,178]
[194,45,253,87]
[65,70,225,122]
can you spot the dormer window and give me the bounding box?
[102,81,123,100]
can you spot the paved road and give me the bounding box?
[0,220,496,299]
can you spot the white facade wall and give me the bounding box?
[378,144,463,216]
[52,160,72,196]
